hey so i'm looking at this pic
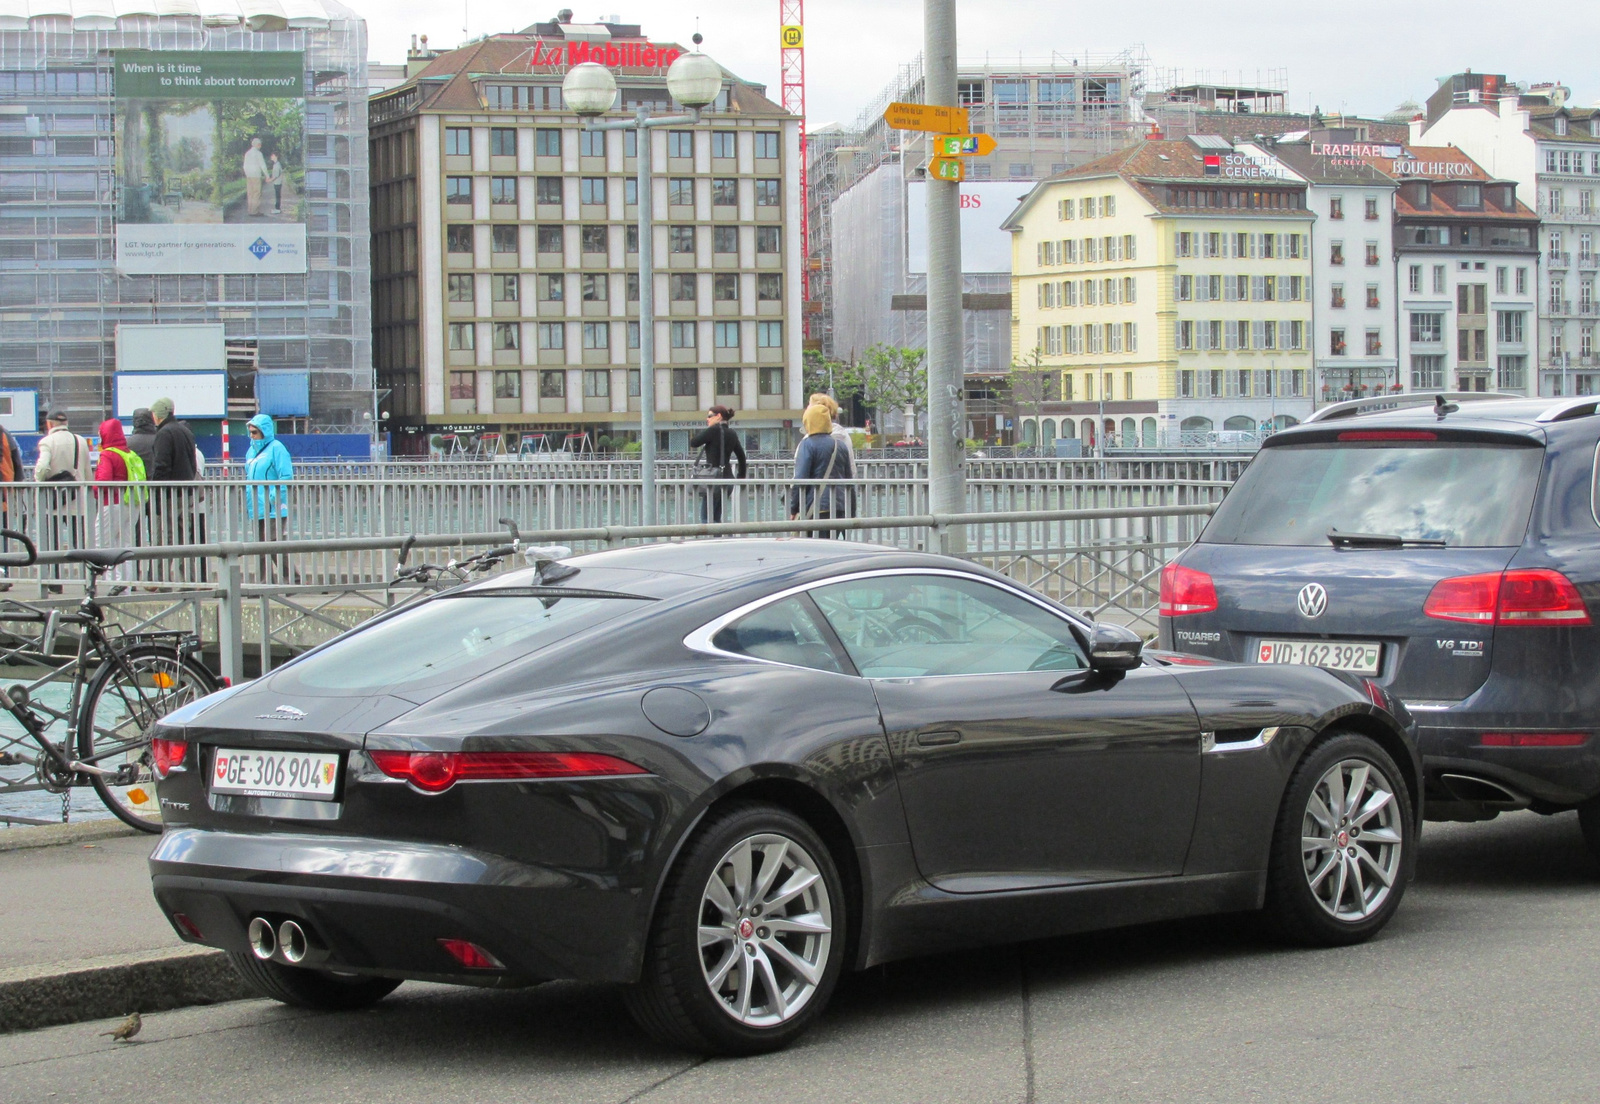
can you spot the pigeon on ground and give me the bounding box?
[99,1012,142,1043]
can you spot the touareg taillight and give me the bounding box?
[1160,563,1218,618]
[1424,569,1591,627]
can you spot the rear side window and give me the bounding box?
[713,597,847,674]
[1203,441,1543,548]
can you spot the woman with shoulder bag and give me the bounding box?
[689,404,747,526]
[789,404,854,539]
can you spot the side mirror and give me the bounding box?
[1085,621,1143,673]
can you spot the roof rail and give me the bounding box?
[1535,397,1600,423]
[1304,392,1523,424]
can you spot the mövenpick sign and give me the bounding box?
[525,39,684,69]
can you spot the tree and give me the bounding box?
[802,349,862,408]
[1008,345,1055,445]
[857,344,928,438]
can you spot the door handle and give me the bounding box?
[916,730,961,747]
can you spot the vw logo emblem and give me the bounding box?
[1297,583,1329,619]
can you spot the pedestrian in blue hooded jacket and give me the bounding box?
[244,414,293,580]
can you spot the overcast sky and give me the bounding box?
[371,0,1597,129]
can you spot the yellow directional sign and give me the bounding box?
[928,156,966,182]
[781,25,803,48]
[883,101,970,133]
[933,133,997,157]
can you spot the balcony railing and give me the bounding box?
[1548,250,1572,267]
[1549,299,1573,315]
[1539,204,1600,222]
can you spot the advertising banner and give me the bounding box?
[906,181,1029,275]
[114,51,307,275]
[114,372,228,419]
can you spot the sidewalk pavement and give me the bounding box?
[0,822,251,1032]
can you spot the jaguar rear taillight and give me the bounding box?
[368,750,648,794]
[150,737,188,778]
[1160,563,1218,617]
[1424,570,1591,627]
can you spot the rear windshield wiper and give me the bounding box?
[1327,530,1447,549]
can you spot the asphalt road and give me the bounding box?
[5,810,1599,1104]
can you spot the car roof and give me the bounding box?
[1270,394,1600,445]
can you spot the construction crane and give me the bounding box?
[779,1,807,322]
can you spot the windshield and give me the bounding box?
[285,595,646,692]
[1202,441,1543,548]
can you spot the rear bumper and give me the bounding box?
[148,828,646,984]
[1410,714,1600,808]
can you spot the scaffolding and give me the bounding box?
[0,3,373,432]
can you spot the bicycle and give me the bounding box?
[390,518,574,593]
[0,532,220,832]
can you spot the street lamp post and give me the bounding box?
[562,39,722,528]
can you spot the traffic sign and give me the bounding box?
[883,101,970,133]
[928,156,966,182]
[933,133,997,157]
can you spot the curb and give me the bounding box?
[0,820,140,852]
[0,946,253,1034]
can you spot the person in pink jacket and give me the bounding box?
[94,419,137,583]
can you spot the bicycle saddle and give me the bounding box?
[66,549,135,569]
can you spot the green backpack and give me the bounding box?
[106,446,147,506]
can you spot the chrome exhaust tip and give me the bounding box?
[248,916,277,961]
[278,920,309,964]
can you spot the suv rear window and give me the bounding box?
[1202,441,1543,548]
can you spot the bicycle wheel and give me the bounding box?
[78,643,219,833]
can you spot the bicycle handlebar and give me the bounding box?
[0,530,37,567]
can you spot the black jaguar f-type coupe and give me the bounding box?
[148,540,1419,1054]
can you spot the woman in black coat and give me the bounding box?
[689,404,747,524]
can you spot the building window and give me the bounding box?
[537,225,563,253]
[582,322,609,350]
[710,131,737,158]
[581,273,607,302]
[715,366,740,395]
[578,130,604,157]
[1410,312,1443,343]
[536,177,562,204]
[673,367,698,396]
[535,129,561,157]
[714,321,740,348]
[491,225,517,253]
[444,127,471,156]
[754,132,780,159]
[1366,284,1380,309]
[1364,196,1379,220]
[713,273,739,301]
[1516,267,1528,294]
[756,179,780,206]
[1497,356,1528,389]
[445,176,472,204]
[492,274,518,302]
[584,369,610,398]
[540,370,566,398]
[1497,310,1526,344]
[1330,283,1345,309]
[489,127,516,157]
[667,130,694,158]
[1177,320,1194,349]
[712,178,738,206]
[623,130,637,157]
[669,226,696,253]
[756,226,781,253]
[1330,329,1346,356]
[579,177,607,205]
[626,225,639,253]
[447,273,473,302]
[581,225,608,253]
[1330,241,1344,266]
[757,321,783,348]
[758,273,782,300]
[489,176,516,204]
[669,273,696,301]
[1433,264,1446,294]
[446,225,473,253]
[1408,264,1422,293]
[626,273,640,301]
[713,226,738,254]
[449,371,474,400]
[670,321,696,349]
[448,323,475,351]
[627,321,641,348]
[493,369,520,398]
[539,274,563,301]
[1365,329,1382,356]
[760,366,783,395]
[1496,266,1509,294]
[1411,354,1445,390]
[667,177,694,207]
[537,322,565,349]
[1365,242,1380,266]
[1329,196,1344,219]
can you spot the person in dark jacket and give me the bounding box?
[688,404,747,525]
[789,404,855,538]
[149,397,204,577]
[126,408,157,472]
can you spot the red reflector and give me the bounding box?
[1336,430,1438,441]
[171,912,204,940]
[151,737,188,779]
[1481,732,1589,747]
[369,750,648,793]
[1425,570,1591,627]
[1160,563,1218,618]
[437,938,504,970]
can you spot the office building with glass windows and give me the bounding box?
[369,16,803,454]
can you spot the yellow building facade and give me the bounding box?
[1004,139,1316,447]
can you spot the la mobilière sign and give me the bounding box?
[525,39,685,69]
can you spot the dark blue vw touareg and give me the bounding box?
[1161,393,1600,848]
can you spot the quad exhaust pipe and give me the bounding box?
[248,916,328,966]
